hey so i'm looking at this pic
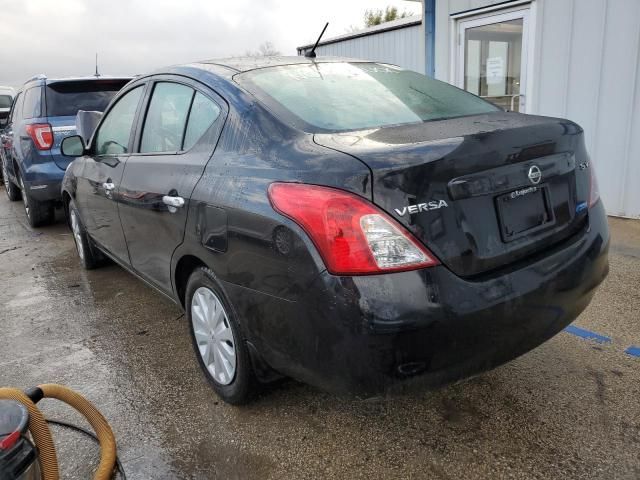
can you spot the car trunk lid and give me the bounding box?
[314,112,591,277]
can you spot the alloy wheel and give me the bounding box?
[191,287,237,385]
[70,209,85,261]
[2,159,8,196]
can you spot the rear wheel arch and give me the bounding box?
[174,255,208,308]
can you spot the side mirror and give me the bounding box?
[61,135,86,157]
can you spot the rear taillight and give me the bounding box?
[589,162,600,208]
[25,123,53,150]
[268,183,439,275]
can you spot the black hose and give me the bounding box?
[46,419,127,480]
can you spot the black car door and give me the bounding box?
[76,84,146,263]
[118,77,226,293]
[1,92,23,180]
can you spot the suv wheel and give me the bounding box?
[68,199,101,270]
[186,267,258,405]
[2,157,20,201]
[18,171,54,227]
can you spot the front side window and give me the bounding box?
[238,62,499,132]
[140,82,194,153]
[95,86,143,156]
[183,92,221,150]
[22,87,42,119]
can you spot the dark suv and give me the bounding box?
[0,75,131,226]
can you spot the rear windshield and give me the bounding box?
[0,95,12,109]
[46,79,129,117]
[238,63,499,132]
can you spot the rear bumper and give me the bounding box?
[21,162,65,202]
[228,201,610,395]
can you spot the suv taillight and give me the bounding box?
[268,183,439,275]
[25,123,53,150]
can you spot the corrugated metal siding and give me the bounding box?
[534,0,640,218]
[306,24,425,74]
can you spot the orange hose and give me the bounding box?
[0,387,59,480]
[39,384,117,480]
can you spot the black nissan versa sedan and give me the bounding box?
[59,57,609,404]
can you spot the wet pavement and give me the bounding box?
[1,194,639,480]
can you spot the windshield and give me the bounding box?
[0,95,12,109]
[238,62,499,132]
[46,79,129,117]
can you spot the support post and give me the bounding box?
[424,0,436,77]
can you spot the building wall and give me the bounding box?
[435,0,640,218]
[300,23,426,74]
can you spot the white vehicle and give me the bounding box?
[0,86,14,129]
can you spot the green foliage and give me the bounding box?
[364,6,410,27]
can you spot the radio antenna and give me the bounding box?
[95,53,100,77]
[305,22,329,58]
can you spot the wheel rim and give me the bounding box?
[191,287,237,385]
[19,176,29,218]
[2,160,9,196]
[70,210,85,261]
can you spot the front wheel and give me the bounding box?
[68,199,100,270]
[186,267,258,405]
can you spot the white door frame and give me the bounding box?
[450,2,536,113]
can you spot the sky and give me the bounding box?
[0,0,422,89]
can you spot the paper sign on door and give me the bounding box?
[486,57,504,85]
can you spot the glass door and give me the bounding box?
[457,9,530,112]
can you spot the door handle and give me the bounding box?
[162,195,185,208]
[103,182,115,191]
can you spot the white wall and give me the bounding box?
[435,0,640,218]
[300,23,426,74]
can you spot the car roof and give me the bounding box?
[196,55,369,73]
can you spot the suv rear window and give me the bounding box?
[46,79,129,117]
[238,62,499,132]
[0,95,12,109]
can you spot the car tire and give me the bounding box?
[18,171,54,227]
[186,267,258,405]
[2,157,20,201]
[68,198,100,270]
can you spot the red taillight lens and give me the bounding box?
[25,123,53,150]
[268,183,439,275]
[0,430,20,450]
[588,162,600,208]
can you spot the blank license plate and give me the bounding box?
[497,186,554,242]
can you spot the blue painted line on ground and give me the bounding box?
[564,325,612,344]
[624,346,640,358]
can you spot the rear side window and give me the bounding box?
[10,93,23,123]
[22,87,42,119]
[95,86,143,155]
[0,95,12,109]
[46,80,128,117]
[140,82,194,153]
[183,92,221,150]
